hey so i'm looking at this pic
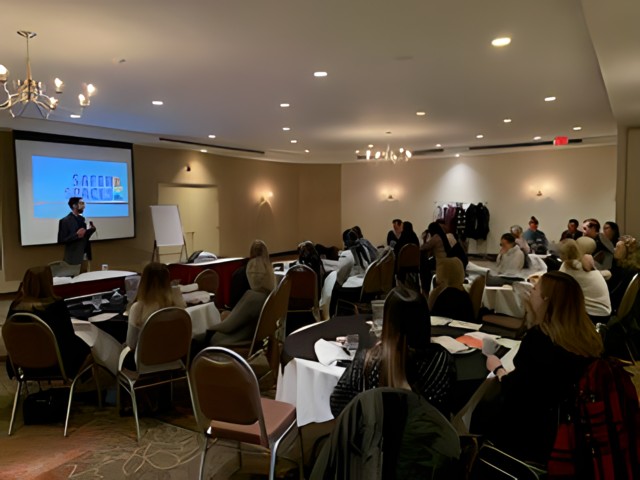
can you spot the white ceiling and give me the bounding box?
[0,0,635,163]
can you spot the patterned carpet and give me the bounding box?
[0,375,301,480]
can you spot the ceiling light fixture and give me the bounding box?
[69,114,81,119]
[313,71,328,77]
[544,96,556,102]
[435,143,442,148]
[503,118,512,123]
[416,111,426,116]
[533,136,542,141]
[152,100,163,106]
[476,134,484,139]
[362,144,412,164]
[0,31,95,119]
[200,149,207,153]
[290,139,298,144]
[304,149,310,153]
[280,103,290,108]
[282,127,290,131]
[572,126,582,131]
[208,134,216,139]
[491,37,511,47]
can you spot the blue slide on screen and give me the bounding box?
[32,156,130,218]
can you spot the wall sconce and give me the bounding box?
[259,191,274,204]
[386,194,396,202]
[185,165,191,172]
[536,189,543,197]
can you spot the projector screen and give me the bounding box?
[15,137,135,246]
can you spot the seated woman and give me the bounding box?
[478,271,603,463]
[228,239,275,309]
[603,221,621,247]
[496,233,526,276]
[126,262,186,355]
[330,287,456,417]
[328,229,371,316]
[209,240,276,347]
[510,225,531,254]
[559,239,611,324]
[6,266,91,378]
[608,235,640,313]
[429,257,474,322]
[297,240,325,296]
[393,221,420,256]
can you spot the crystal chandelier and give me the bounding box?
[0,31,95,119]
[363,144,412,164]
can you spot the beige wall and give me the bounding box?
[341,145,617,253]
[0,132,342,283]
[618,127,640,238]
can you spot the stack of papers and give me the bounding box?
[314,339,353,366]
[431,336,471,354]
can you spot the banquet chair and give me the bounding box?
[191,347,303,480]
[468,275,486,322]
[229,275,292,384]
[378,248,396,294]
[396,244,420,288]
[600,273,640,361]
[117,307,197,441]
[3,313,99,436]
[284,264,319,336]
[195,268,220,299]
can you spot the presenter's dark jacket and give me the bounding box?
[58,212,95,264]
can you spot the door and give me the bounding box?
[157,184,219,263]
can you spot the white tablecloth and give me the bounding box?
[276,358,345,427]
[72,302,220,375]
[54,270,138,285]
[482,282,532,318]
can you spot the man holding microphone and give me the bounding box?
[58,197,97,266]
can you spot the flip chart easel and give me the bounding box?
[150,205,187,262]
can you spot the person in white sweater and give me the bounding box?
[496,233,526,276]
[558,239,611,323]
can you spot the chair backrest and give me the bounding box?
[618,273,639,319]
[194,269,220,295]
[285,264,318,311]
[249,275,292,359]
[397,243,420,272]
[191,347,268,444]
[360,257,384,300]
[136,307,192,372]
[312,387,461,478]
[2,313,67,379]
[431,288,475,322]
[469,275,486,321]
[378,248,396,295]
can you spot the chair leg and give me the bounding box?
[8,381,22,436]
[269,422,296,480]
[297,426,305,480]
[198,434,209,480]
[64,377,80,437]
[129,386,141,442]
[186,373,198,426]
[93,365,102,408]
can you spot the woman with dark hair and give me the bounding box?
[608,235,640,313]
[298,240,326,295]
[328,229,371,315]
[421,222,452,259]
[393,221,420,256]
[330,287,455,417]
[6,266,91,378]
[477,271,603,463]
[603,221,620,247]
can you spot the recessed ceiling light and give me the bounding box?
[304,149,310,153]
[476,134,484,139]
[435,143,442,148]
[152,100,164,106]
[282,127,291,131]
[533,136,542,141]
[544,96,556,102]
[200,149,207,153]
[491,37,511,47]
[455,154,461,158]
[355,150,360,154]
[572,126,582,131]
[69,114,81,119]
[208,134,216,139]
[280,103,290,108]
[313,71,328,77]
[290,139,298,144]
[368,144,374,148]
[416,111,426,116]
[503,118,512,123]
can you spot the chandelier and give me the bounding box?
[0,31,95,119]
[360,144,412,164]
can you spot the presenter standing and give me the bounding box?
[57,197,96,265]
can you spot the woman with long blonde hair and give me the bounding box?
[479,271,603,463]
